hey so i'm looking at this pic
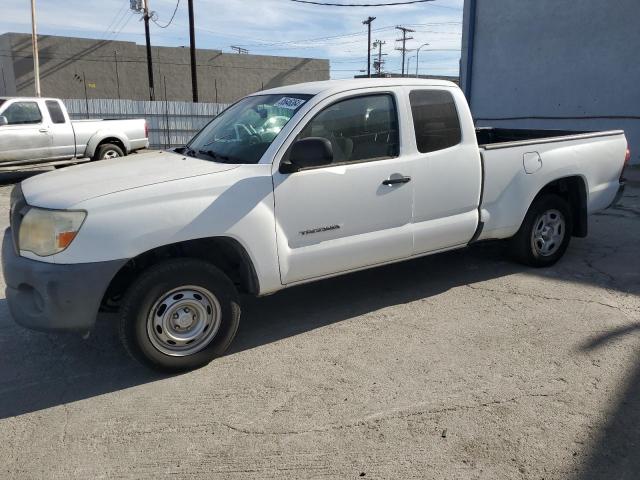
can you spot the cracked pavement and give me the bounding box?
[0,178,638,479]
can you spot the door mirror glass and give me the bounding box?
[0,116,7,126]
[282,137,333,173]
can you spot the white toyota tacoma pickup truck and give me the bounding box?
[2,79,629,371]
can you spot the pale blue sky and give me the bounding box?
[1,0,463,78]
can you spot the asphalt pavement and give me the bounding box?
[0,172,638,479]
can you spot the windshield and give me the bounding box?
[186,94,312,164]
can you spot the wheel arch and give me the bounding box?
[86,132,130,159]
[101,236,260,311]
[527,175,588,238]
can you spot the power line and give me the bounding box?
[106,12,135,42]
[189,22,460,49]
[290,0,438,6]
[100,1,129,40]
[152,0,180,28]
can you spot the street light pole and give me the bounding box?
[415,42,429,78]
[407,55,416,77]
[30,0,41,96]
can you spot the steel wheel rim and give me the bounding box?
[531,208,565,257]
[146,285,222,356]
[103,149,120,159]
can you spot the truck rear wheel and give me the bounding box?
[94,143,124,160]
[509,194,573,267]
[118,259,241,372]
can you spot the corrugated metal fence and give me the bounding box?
[62,99,230,149]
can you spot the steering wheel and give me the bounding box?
[233,123,262,145]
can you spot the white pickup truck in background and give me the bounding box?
[2,79,629,371]
[0,97,148,170]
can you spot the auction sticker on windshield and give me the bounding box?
[273,97,307,110]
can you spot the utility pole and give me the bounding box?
[30,0,41,96]
[372,40,386,76]
[187,0,198,102]
[142,0,155,100]
[82,72,89,119]
[395,26,414,77]
[230,46,249,54]
[362,16,376,78]
[114,50,121,99]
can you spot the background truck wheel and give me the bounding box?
[118,259,241,372]
[94,143,124,161]
[509,193,573,267]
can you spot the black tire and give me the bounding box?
[93,143,124,161]
[118,259,241,372]
[509,194,573,267]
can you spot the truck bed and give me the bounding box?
[475,127,627,242]
[477,127,594,147]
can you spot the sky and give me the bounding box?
[1,0,463,79]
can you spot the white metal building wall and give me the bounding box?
[460,0,640,165]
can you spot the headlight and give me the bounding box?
[19,208,86,257]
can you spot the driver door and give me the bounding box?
[0,100,52,163]
[272,91,414,285]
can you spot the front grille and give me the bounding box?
[9,185,27,254]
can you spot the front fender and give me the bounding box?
[53,165,284,295]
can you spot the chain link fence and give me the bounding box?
[61,98,230,149]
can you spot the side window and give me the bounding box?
[296,94,399,164]
[409,90,462,153]
[3,102,43,125]
[46,100,66,124]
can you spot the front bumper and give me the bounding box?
[2,229,126,333]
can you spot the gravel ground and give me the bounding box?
[0,174,638,480]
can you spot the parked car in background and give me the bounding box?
[0,97,148,170]
[2,79,629,371]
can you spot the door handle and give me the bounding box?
[382,176,411,186]
[38,128,48,133]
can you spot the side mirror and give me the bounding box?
[0,116,7,126]
[280,137,333,174]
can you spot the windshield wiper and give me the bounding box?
[197,149,237,163]
[180,146,198,157]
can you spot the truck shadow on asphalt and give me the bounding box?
[0,171,48,186]
[0,241,523,420]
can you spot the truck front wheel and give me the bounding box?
[509,194,573,267]
[118,259,241,372]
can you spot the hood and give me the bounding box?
[21,150,241,209]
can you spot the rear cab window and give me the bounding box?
[45,100,66,124]
[409,90,462,153]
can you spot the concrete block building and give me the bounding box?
[460,0,640,164]
[0,33,329,103]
